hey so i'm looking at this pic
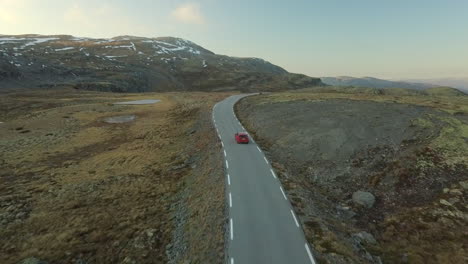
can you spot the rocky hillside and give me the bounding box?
[0,34,322,92]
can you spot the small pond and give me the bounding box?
[104,115,136,124]
[114,99,160,105]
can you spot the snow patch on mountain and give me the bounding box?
[55,47,75,52]
[0,37,59,48]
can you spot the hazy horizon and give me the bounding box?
[1,0,467,80]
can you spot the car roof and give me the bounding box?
[238,132,248,135]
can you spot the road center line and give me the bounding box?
[229,192,232,207]
[264,157,269,164]
[230,218,234,240]
[305,244,316,264]
[270,169,277,178]
[227,174,231,185]
[280,186,287,200]
[290,210,300,227]
[230,258,234,264]
[226,160,229,169]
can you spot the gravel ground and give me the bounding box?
[237,93,468,264]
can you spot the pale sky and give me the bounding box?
[1,0,467,79]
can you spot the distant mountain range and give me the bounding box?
[0,34,322,92]
[321,76,438,90]
[321,76,467,95]
[398,77,468,93]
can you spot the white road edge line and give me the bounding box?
[270,169,277,179]
[221,141,224,147]
[230,218,234,240]
[305,243,316,264]
[256,146,261,152]
[230,257,234,264]
[227,174,231,185]
[291,210,300,227]
[229,192,232,208]
[264,157,269,164]
[280,186,287,200]
[224,150,227,157]
[226,160,229,169]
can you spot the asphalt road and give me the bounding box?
[212,94,316,264]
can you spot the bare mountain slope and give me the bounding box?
[0,34,322,92]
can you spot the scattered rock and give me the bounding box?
[459,181,468,190]
[121,256,136,264]
[353,231,377,244]
[448,197,460,205]
[449,189,463,196]
[336,205,356,219]
[18,257,48,264]
[145,228,157,239]
[352,191,376,208]
[15,212,27,219]
[439,199,453,207]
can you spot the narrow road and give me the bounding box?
[212,94,316,264]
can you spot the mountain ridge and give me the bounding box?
[0,34,322,92]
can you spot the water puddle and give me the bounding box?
[104,115,136,124]
[114,99,160,105]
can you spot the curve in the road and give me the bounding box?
[212,94,317,264]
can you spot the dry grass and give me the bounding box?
[0,89,231,263]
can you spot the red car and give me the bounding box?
[235,132,249,144]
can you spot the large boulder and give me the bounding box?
[352,191,376,208]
